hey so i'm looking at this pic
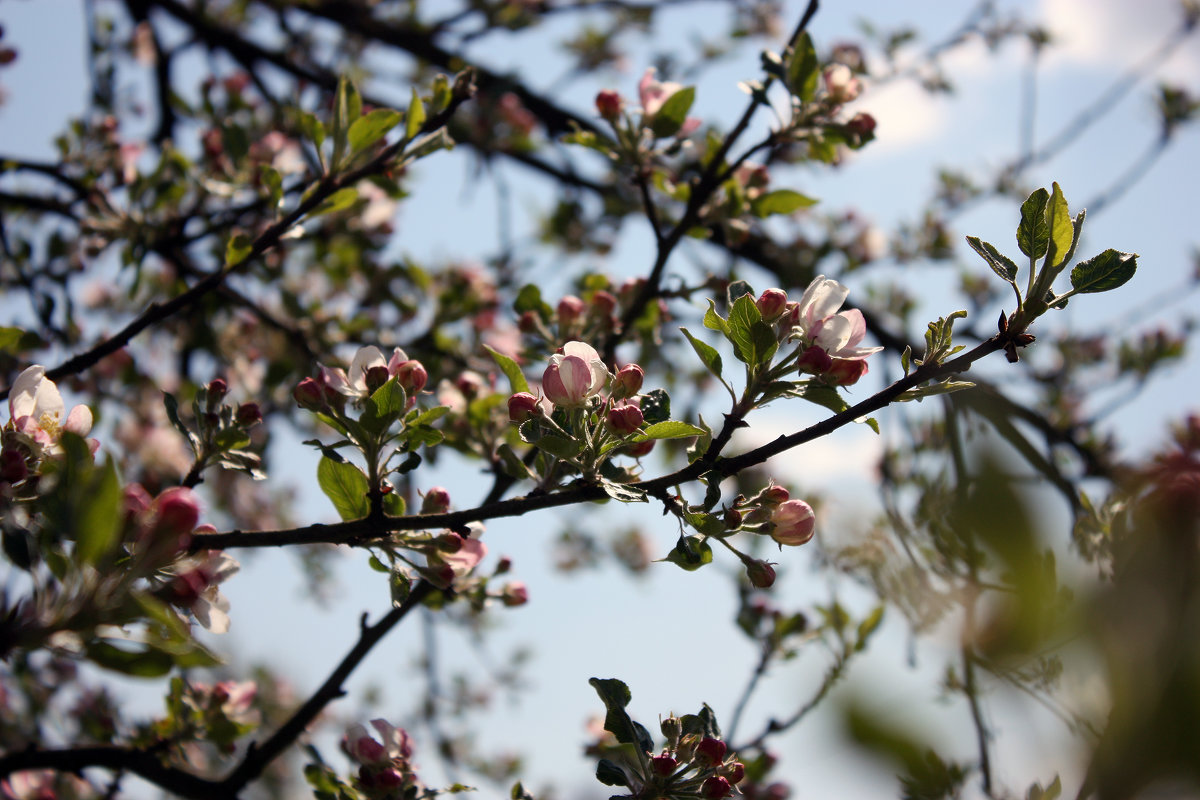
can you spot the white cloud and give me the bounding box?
[729,408,885,490]
[850,79,950,154]
[1039,0,1200,79]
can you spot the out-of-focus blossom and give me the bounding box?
[770,500,815,546]
[166,551,240,633]
[846,112,876,138]
[500,581,529,606]
[596,89,624,120]
[823,64,862,104]
[7,366,95,455]
[543,341,609,407]
[638,68,683,118]
[420,487,451,514]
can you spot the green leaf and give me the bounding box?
[485,344,530,394]
[595,759,629,787]
[406,86,427,140]
[87,641,174,677]
[330,76,361,169]
[639,388,670,425]
[369,377,408,418]
[213,428,251,451]
[76,458,122,566]
[1016,187,1049,259]
[297,110,326,152]
[786,32,820,101]
[648,86,696,138]
[632,421,706,441]
[162,392,200,454]
[313,187,359,216]
[317,456,370,520]
[750,188,818,217]
[728,293,764,364]
[855,606,885,651]
[225,233,253,267]
[496,443,535,480]
[348,108,402,154]
[588,678,652,753]
[965,235,1018,283]
[664,535,713,571]
[0,326,42,354]
[681,327,724,380]
[535,434,583,460]
[1044,182,1074,269]
[897,380,976,402]
[602,481,648,503]
[800,383,850,414]
[1069,249,1138,294]
[703,300,731,335]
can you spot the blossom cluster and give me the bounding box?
[294,345,429,413]
[342,718,423,798]
[2,366,97,487]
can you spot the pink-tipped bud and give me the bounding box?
[770,500,815,546]
[206,378,228,408]
[650,754,678,777]
[724,508,743,529]
[455,371,485,398]
[557,295,585,328]
[596,89,624,121]
[611,364,644,400]
[364,365,390,394]
[293,377,324,410]
[375,768,406,789]
[723,762,746,785]
[847,112,876,137]
[435,531,464,552]
[746,560,776,589]
[501,581,529,607]
[589,290,618,318]
[825,358,868,386]
[235,402,262,427]
[761,484,790,505]
[395,360,428,394]
[823,64,861,104]
[695,737,727,767]
[625,439,655,458]
[508,392,542,423]
[796,345,834,374]
[518,311,541,334]
[154,487,201,536]
[702,776,733,799]
[495,555,513,575]
[606,402,644,436]
[756,289,789,322]
[421,487,451,514]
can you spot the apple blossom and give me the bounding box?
[165,551,240,633]
[543,341,609,407]
[789,275,882,380]
[638,68,683,118]
[606,401,644,435]
[702,775,733,799]
[7,365,96,454]
[421,486,451,514]
[756,288,789,321]
[770,499,815,546]
[823,64,861,104]
[501,581,529,606]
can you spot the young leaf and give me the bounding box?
[786,32,820,102]
[681,327,724,380]
[588,677,640,745]
[76,458,122,566]
[348,108,402,154]
[1069,249,1138,294]
[1044,182,1074,268]
[703,300,731,335]
[317,456,370,520]
[639,388,671,425]
[965,235,1018,283]
[602,481,648,503]
[1016,187,1049,259]
[225,233,253,267]
[312,187,359,216]
[728,293,764,364]
[485,344,530,394]
[750,189,818,217]
[405,86,427,140]
[632,421,706,441]
[664,535,713,571]
[649,86,696,138]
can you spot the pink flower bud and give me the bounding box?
[695,737,727,767]
[795,345,834,374]
[611,364,644,400]
[235,402,262,427]
[746,559,776,588]
[702,776,732,799]
[596,89,624,121]
[625,439,655,458]
[723,762,746,784]
[760,485,789,505]
[826,358,868,386]
[650,754,678,776]
[823,64,861,104]
[589,290,618,318]
[501,581,529,607]
[756,289,789,322]
[293,377,324,410]
[606,402,644,436]
[395,360,428,394]
[364,364,390,394]
[154,487,201,536]
[435,531,464,552]
[508,392,542,422]
[724,507,743,529]
[543,356,601,407]
[847,112,876,137]
[206,378,228,407]
[518,311,541,333]
[495,556,513,574]
[375,768,406,789]
[770,500,815,546]
[557,295,585,328]
[422,487,451,514]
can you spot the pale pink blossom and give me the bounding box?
[167,551,240,633]
[7,366,96,455]
[823,64,862,104]
[638,68,683,118]
[543,341,609,407]
[789,276,882,365]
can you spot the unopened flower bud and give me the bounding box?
[557,295,585,328]
[293,377,324,410]
[770,500,815,546]
[796,345,834,374]
[421,487,451,514]
[589,290,618,319]
[154,487,201,536]
[518,310,541,333]
[756,289,789,322]
[236,402,262,427]
[650,754,678,777]
[760,484,790,505]
[435,531,464,552]
[661,715,682,743]
[206,378,228,409]
[0,447,27,484]
[723,762,746,784]
[596,89,624,121]
[702,775,732,799]
[625,439,655,458]
[508,392,541,423]
[825,358,868,386]
[364,364,390,394]
[607,402,644,436]
[724,507,743,529]
[455,371,485,398]
[695,737,727,767]
[746,559,776,588]
[847,112,876,137]
[611,364,644,400]
[395,360,428,394]
[495,555,513,575]
[501,581,528,606]
[823,64,861,104]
